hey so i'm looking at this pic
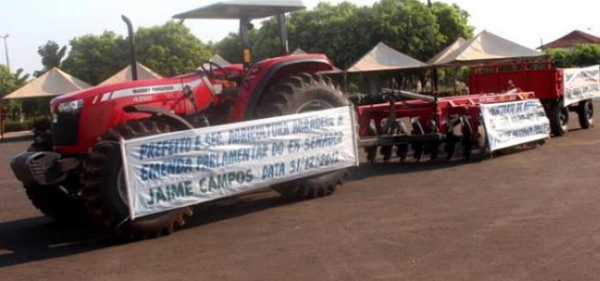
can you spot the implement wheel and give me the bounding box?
[411,119,424,162]
[80,117,193,239]
[365,123,378,164]
[461,116,474,160]
[255,73,349,200]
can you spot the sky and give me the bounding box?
[1,0,599,76]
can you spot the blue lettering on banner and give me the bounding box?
[481,99,550,152]
[122,106,358,219]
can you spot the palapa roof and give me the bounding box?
[98,62,162,86]
[430,30,542,66]
[2,68,90,99]
[346,42,426,73]
[427,38,466,65]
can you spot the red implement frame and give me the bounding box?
[356,90,536,147]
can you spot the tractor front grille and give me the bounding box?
[52,112,80,146]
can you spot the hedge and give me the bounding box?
[2,119,36,133]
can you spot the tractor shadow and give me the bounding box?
[0,217,110,268]
[0,144,541,268]
[184,190,290,229]
[0,190,289,268]
[349,144,542,181]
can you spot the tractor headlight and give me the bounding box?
[58,99,84,113]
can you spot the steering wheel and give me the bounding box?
[199,60,230,81]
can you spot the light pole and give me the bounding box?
[1,34,9,72]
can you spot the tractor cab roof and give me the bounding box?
[173,0,305,20]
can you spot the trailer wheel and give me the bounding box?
[80,117,193,239]
[255,73,349,200]
[23,145,90,225]
[550,101,569,136]
[577,99,594,129]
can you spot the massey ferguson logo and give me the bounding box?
[93,79,203,104]
[132,85,176,94]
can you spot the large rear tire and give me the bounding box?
[80,117,193,239]
[577,99,594,129]
[255,73,350,200]
[24,144,90,225]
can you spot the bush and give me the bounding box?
[546,44,600,68]
[2,118,39,133]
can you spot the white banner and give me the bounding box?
[563,65,600,106]
[121,106,359,219]
[480,99,550,151]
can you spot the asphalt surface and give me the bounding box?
[1,110,600,281]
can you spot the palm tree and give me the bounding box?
[14,68,30,84]
[34,41,67,77]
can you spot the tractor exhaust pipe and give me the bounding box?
[277,12,289,56]
[121,15,138,81]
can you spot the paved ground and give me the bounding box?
[1,111,600,281]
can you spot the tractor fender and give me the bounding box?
[243,58,335,120]
[123,105,194,130]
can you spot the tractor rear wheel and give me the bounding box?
[577,99,594,129]
[23,144,90,225]
[255,73,349,200]
[80,117,193,239]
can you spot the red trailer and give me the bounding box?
[469,61,597,136]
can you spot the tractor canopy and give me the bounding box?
[172,0,305,20]
[173,0,306,70]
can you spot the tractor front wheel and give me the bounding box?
[255,73,349,200]
[80,117,193,239]
[23,144,90,225]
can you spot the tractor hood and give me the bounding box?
[50,73,201,110]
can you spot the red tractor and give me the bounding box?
[11,1,349,239]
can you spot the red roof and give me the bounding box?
[539,30,600,50]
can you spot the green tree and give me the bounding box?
[545,48,572,68]
[0,65,30,121]
[214,0,473,70]
[135,21,212,77]
[570,44,600,66]
[14,68,30,85]
[62,31,127,85]
[288,2,365,68]
[34,41,67,77]
[62,22,211,84]
[0,65,18,98]
[214,32,243,63]
[431,3,474,47]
